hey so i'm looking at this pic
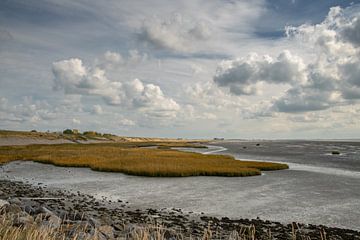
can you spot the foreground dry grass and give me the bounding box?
[0,214,254,240]
[0,213,331,240]
[0,143,288,177]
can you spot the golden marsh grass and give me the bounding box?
[0,143,288,177]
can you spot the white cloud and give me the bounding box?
[3,0,360,138]
[52,53,180,119]
[93,104,103,115]
[185,81,247,110]
[72,118,81,124]
[96,50,148,70]
[119,118,135,126]
[342,14,360,46]
[104,51,123,64]
[139,13,212,53]
[214,50,306,95]
[213,5,360,114]
[0,97,58,124]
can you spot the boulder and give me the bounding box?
[0,199,9,208]
[47,214,62,228]
[37,206,62,229]
[23,205,36,214]
[89,217,101,228]
[98,225,115,239]
[1,203,22,214]
[9,198,21,205]
[14,213,34,226]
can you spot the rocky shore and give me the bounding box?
[0,180,359,239]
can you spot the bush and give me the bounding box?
[63,129,73,134]
[83,131,100,136]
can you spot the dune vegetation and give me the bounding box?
[0,142,288,177]
[0,129,208,143]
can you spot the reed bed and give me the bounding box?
[0,143,288,177]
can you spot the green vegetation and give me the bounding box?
[0,142,288,177]
[63,129,80,134]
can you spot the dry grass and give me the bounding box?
[0,142,288,177]
[0,130,88,142]
[0,130,62,140]
[0,213,251,240]
[0,213,330,240]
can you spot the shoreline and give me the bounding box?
[1,179,360,239]
[1,136,360,238]
[204,144,360,179]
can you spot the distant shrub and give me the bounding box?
[30,130,37,132]
[103,133,116,138]
[63,129,73,134]
[83,131,100,136]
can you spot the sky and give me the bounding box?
[1,0,360,139]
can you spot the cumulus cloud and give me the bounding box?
[52,53,180,118]
[0,97,58,124]
[342,15,360,46]
[139,13,212,53]
[119,118,135,127]
[72,118,81,124]
[92,104,103,115]
[214,51,306,95]
[96,50,148,70]
[185,81,248,110]
[273,87,336,113]
[214,5,360,114]
[103,51,123,65]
